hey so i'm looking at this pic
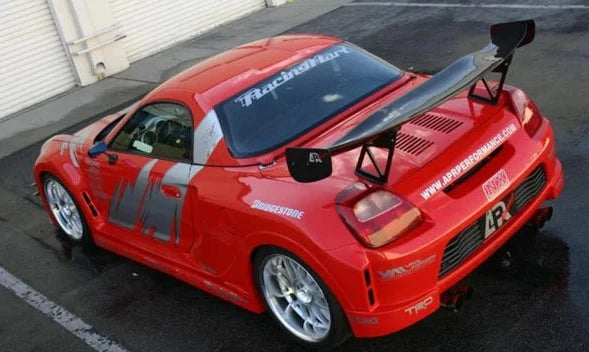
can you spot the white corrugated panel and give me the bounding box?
[0,0,75,120]
[109,0,266,62]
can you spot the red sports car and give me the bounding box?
[34,20,563,349]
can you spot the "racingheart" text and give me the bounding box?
[234,46,351,108]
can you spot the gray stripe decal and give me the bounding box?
[108,159,157,230]
[193,109,223,164]
[60,129,91,168]
[107,160,201,246]
[139,163,191,244]
[106,108,221,244]
[69,144,79,168]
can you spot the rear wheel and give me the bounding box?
[254,248,351,350]
[42,175,92,246]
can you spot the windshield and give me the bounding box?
[215,43,403,158]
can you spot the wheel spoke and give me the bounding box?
[276,265,291,283]
[55,183,65,201]
[71,216,83,234]
[284,300,299,323]
[303,318,315,335]
[292,261,304,282]
[48,183,58,203]
[309,303,330,327]
[296,264,310,284]
[282,257,298,282]
[267,258,281,275]
[297,301,309,320]
[267,277,292,298]
[313,295,329,310]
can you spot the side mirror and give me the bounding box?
[88,141,118,164]
[285,148,332,183]
[88,141,107,158]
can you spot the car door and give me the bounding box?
[87,101,197,262]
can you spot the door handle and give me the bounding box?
[161,184,181,199]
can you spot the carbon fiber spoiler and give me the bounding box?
[286,20,535,183]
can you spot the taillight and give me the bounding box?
[336,183,423,248]
[508,88,542,137]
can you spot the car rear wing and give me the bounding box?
[285,20,535,183]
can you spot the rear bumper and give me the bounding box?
[345,120,564,338]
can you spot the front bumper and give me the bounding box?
[342,118,564,338]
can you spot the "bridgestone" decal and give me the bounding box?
[251,200,305,220]
[420,123,517,200]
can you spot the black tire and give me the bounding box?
[254,247,351,350]
[42,174,93,247]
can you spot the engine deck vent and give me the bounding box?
[395,132,433,156]
[410,113,463,134]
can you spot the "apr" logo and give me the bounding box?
[309,152,322,164]
[484,200,512,238]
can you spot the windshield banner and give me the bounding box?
[234,46,351,108]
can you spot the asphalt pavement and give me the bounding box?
[0,1,588,351]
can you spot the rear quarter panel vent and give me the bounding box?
[410,113,463,134]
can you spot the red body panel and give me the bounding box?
[34,34,564,338]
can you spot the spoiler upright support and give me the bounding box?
[286,20,535,183]
[354,127,400,184]
[467,55,512,105]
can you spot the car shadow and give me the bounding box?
[54,225,570,352]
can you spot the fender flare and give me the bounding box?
[244,230,359,313]
[34,153,96,228]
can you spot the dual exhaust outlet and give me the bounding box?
[441,285,474,312]
[529,206,553,229]
[440,206,554,312]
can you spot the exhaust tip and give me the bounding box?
[441,292,465,312]
[530,206,554,229]
[454,294,465,311]
[463,286,474,300]
[545,206,553,222]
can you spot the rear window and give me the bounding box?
[216,43,403,158]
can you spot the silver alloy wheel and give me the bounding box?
[261,254,331,342]
[44,179,84,240]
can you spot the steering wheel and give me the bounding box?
[140,131,158,146]
[156,120,172,141]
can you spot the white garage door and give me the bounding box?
[109,0,266,62]
[0,0,76,120]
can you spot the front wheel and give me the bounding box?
[42,175,92,246]
[254,248,351,350]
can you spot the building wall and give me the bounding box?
[0,0,76,119]
[0,0,268,121]
[109,0,267,62]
